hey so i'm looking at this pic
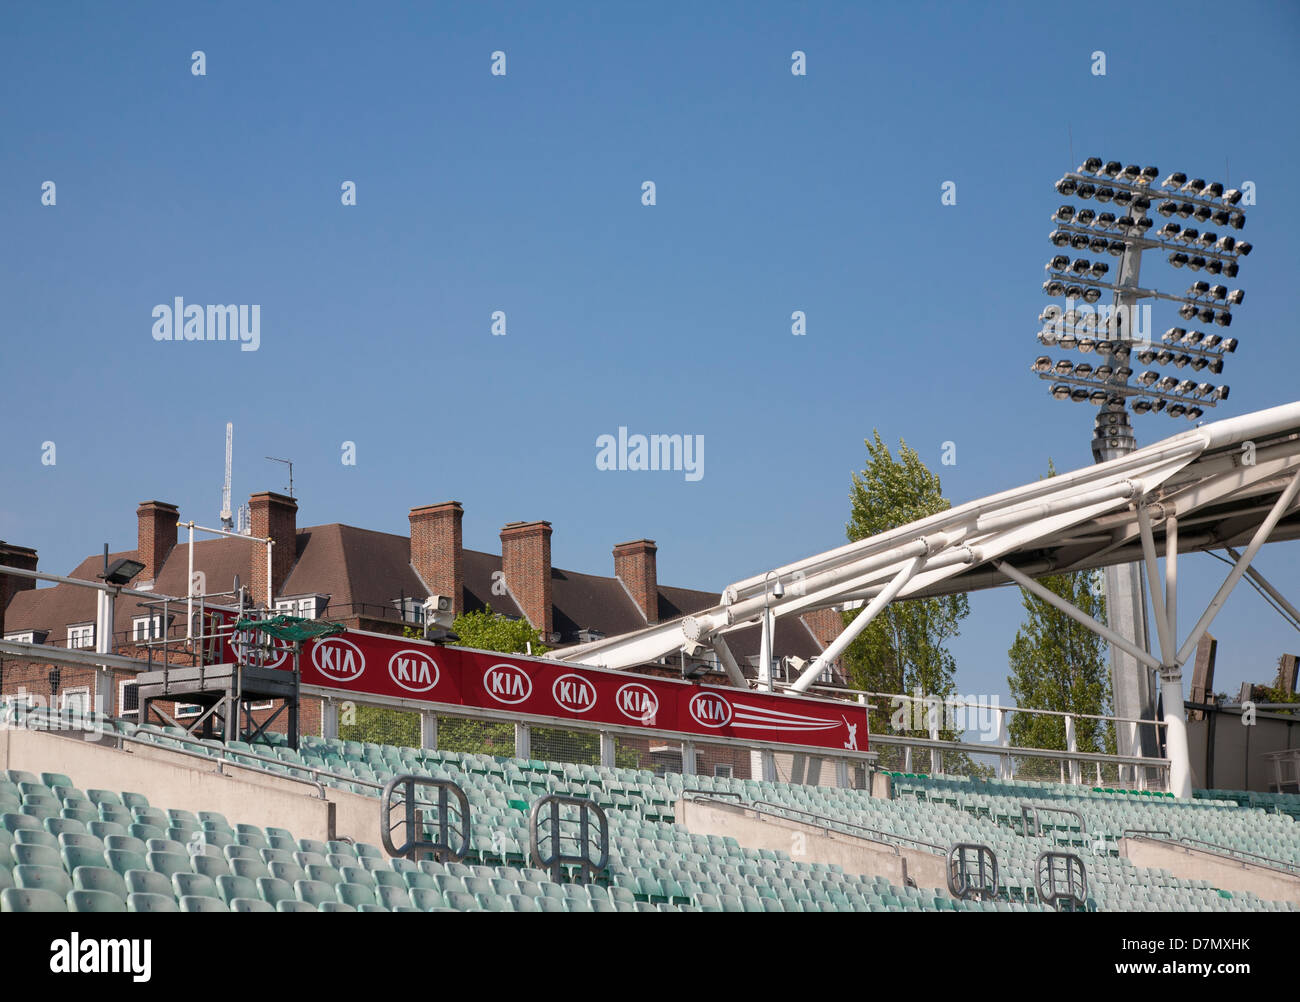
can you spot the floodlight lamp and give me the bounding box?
[1078,339,1096,354]
[1152,399,1168,413]
[1216,235,1235,253]
[1094,187,1115,203]
[1204,182,1224,198]
[1076,208,1096,225]
[1051,384,1071,400]
[1116,366,1133,380]
[1212,210,1231,227]
[1045,280,1066,296]
[1063,309,1081,325]
[1163,327,1185,343]
[1189,256,1207,271]
[1169,253,1188,268]
[1156,350,1174,365]
[1229,213,1245,230]
[1173,354,1192,368]
[1199,306,1216,323]
[1107,240,1126,256]
[1082,287,1102,304]
[1089,390,1109,405]
[1209,284,1228,300]
[1159,223,1180,238]
[1194,382,1213,397]
[1049,255,1070,271]
[1186,407,1204,420]
[1197,230,1216,247]
[1190,280,1210,296]
[1194,206,1213,222]
[1157,200,1178,217]
[1132,399,1154,414]
[1089,237,1109,253]
[1177,202,1195,218]
[1095,364,1114,379]
[1122,164,1141,180]
[1223,189,1243,205]
[1157,375,1178,391]
[1175,379,1196,395]
[1190,357,1208,371]
[99,558,145,585]
[1168,404,1187,417]
[1136,216,1153,231]
[1038,329,1059,347]
[1207,359,1224,374]
[1116,215,1136,230]
[1214,311,1232,327]
[1133,195,1151,211]
[1033,356,1054,373]
[1089,262,1108,278]
[1081,157,1104,174]
[1162,172,1187,188]
[1182,178,1207,194]
[1050,230,1071,247]
[1077,183,1097,199]
[1040,306,1061,323]
[1065,284,1084,300]
[1137,349,1157,364]
[1071,388,1089,402]
[1071,234,1090,249]
[1074,362,1094,378]
[1213,385,1230,401]
[1056,177,1078,196]
[1097,212,1117,228]
[1220,338,1237,353]
[1059,333,1079,350]
[1141,166,1159,182]
[1205,260,1223,275]
[1055,205,1075,222]
[1137,370,1159,386]
[1201,333,1221,349]
[1113,190,1134,207]
[1236,241,1252,256]
[1223,262,1239,278]
[1070,258,1089,274]
[1177,228,1198,244]
[1103,161,1123,178]
[1227,289,1244,305]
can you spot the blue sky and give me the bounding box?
[2,1,1299,709]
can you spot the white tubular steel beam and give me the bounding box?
[975,479,1140,534]
[1136,504,1176,667]
[1176,469,1300,667]
[788,557,923,693]
[1225,546,1300,631]
[710,635,749,690]
[1166,516,1178,651]
[994,560,1163,671]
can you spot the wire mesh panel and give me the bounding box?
[435,713,514,757]
[530,725,600,767]
[612,735,650,771]
[692,740,753,782]
[340,705,420,748]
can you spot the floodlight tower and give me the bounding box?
[1033,159,1250,782]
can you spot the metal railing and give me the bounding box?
[381,775,471,863]
[1124,832,1300,876]
[529,794,608,884]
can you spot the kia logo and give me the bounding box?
[615,682,659,724]
[689,691,733,728]
[483,663,532,705]
[388,649,440,693]
[231,629,290,670]
[311,637,365,682]
[552,673,597,714]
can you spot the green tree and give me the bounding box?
[839,432,971,771]
[1005,463,1115,779]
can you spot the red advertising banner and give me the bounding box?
[213,618,868,754]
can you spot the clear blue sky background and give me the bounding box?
[2,1,1298,710]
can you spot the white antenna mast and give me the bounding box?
[220,422,234,530]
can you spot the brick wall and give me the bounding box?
[613,539,658,624]
[409,502,464,616]
[249,492,298,606]
[500,521,552,639]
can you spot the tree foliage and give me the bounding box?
[839,432,970,770]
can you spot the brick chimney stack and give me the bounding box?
[136,500,179,585]
[0,542,38,637]
[249,491,298,605]
[410,501,464,616]
[613,539,659,624]
[500,521,553,639]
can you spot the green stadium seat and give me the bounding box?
[15,863,72,897]
[68,889,126,913]
[181,895,229,912]
[127,892,179,913]
[2,887,67,912]
[295,880,337,908]
[231,897,274,913]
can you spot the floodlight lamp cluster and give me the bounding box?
[1033,156,1251,421]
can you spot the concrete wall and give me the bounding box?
[1120,836,1300,905]
[1188,706,1300,792]
[0,726,360,844]
[677,797,948,891]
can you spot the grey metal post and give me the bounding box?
[515,723,531,760]
[420,711,438,751]
[599,731,616,769]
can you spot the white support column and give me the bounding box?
[599,732,616,769]
[1064,714,1080,785]
[835,758,850,789]
[928,698,941,775]
[1160,667,1192,798]
[420,712,438,751]
[515,723,531,760]
[94,590,115,717]
[997,709,1012,780]
[681,740,697,777]
[750,749,775,783]
[320,699,339,740]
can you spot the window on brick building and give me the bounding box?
[62,687,90,716]
[132,616,163,642]
[119,681,139,719]
[3,631,36,644]
[714,764,733,779]
[67,623,95,649]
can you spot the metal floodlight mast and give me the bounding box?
[1033,156,1252,781]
